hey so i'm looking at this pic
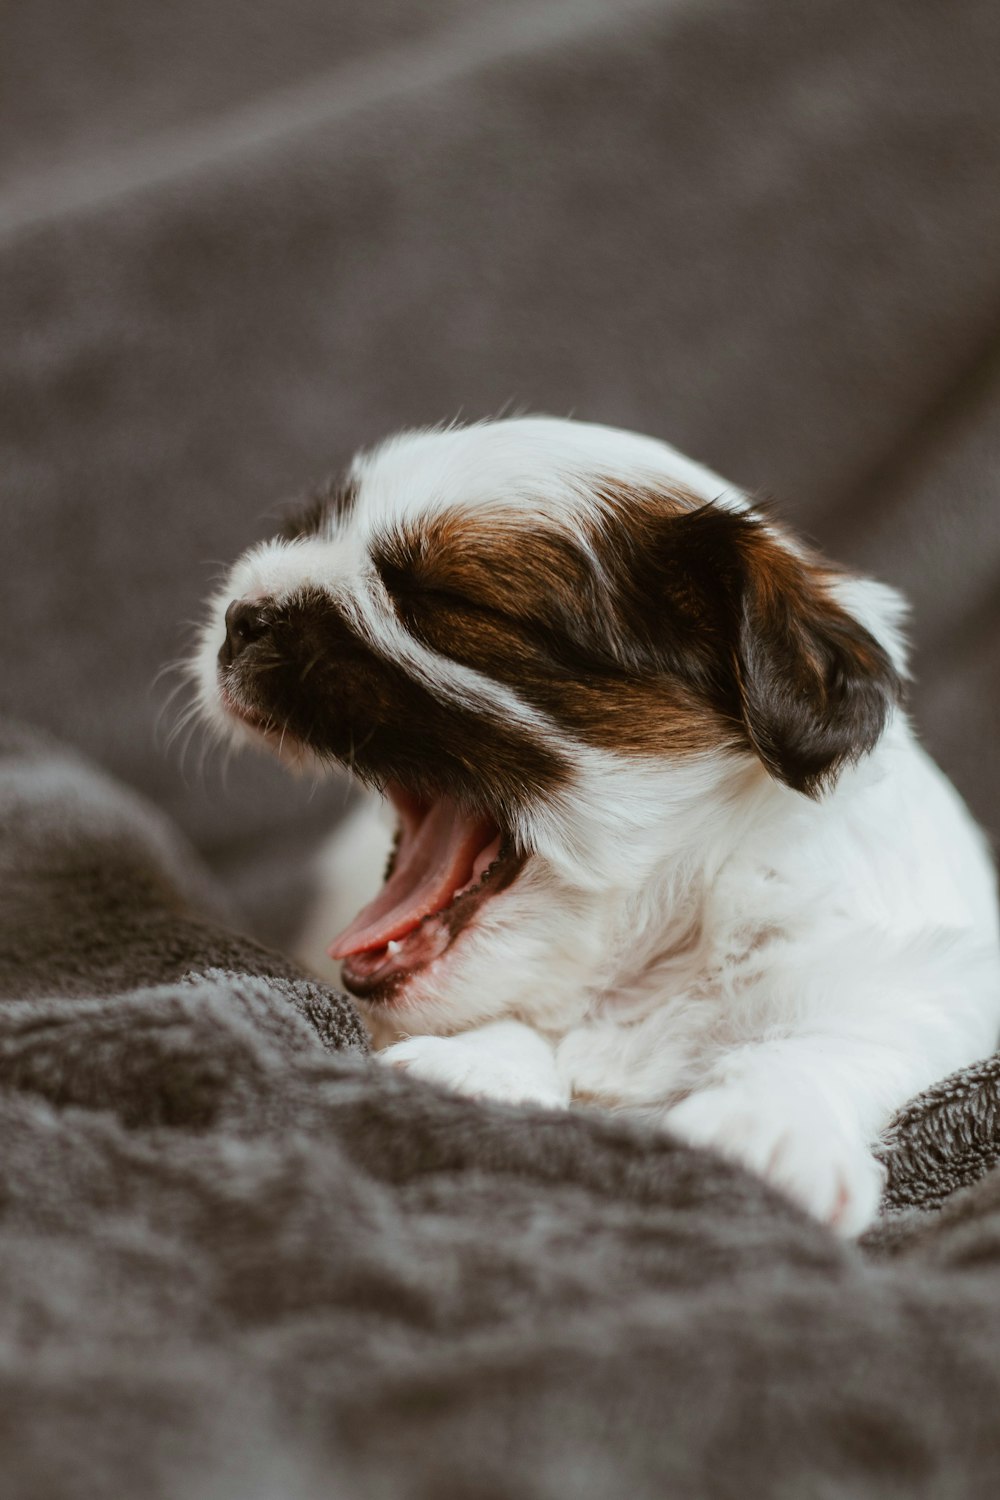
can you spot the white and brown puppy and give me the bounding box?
[193,417,1000,1234]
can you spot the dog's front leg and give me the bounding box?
[662,1038,893,1235]
[661,937,1000,1235]
[378,1021,570,1108]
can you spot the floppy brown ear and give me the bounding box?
[730,518,903,796]
[591,489,901,791]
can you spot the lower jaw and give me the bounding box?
[339,909,474,1009]
[339,847,528,1006]
[340,939,463,1016]
[340,949,441,1006]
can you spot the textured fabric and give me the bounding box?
[879,1054,1000,1214]
[2,723,1000,1499]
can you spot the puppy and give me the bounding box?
[193,417,1000,1234]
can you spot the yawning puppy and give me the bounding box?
[193,417,1000,1234]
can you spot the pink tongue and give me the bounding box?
[327,797,496,959]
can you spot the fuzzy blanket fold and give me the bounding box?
[3,717,1000,1499]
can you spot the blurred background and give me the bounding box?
[3,0,1000,946]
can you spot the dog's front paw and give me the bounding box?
[664,1083,884,1236]
[377,1034,569,1109]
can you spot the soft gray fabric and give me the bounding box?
[879,1054,1000,1215]
[2,723,1000,1499]
[0,722,361,1049]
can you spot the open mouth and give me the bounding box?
[329,785,526,1003]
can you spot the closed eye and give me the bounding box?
[398,580,624,681]
[402,584,507,621]
[375,555,506,623]
[372,539,622,676]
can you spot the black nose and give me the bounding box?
[220,599,270,665]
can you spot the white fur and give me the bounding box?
[196,417,1000,1237]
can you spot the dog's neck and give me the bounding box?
[589,755,863,1022]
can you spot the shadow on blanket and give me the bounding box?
[3,719,1000,1499]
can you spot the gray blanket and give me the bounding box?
[5,719,1000,1499]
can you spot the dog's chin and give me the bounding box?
[215,681,323,773]
[219,688,274,741]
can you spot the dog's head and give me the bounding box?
[193,418,906,1031]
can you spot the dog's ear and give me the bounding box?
[728,515,903,794]
[617,502,903,796]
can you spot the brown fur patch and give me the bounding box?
[373,486,733,759]
[730,525,903,793]
[373,482,901,792]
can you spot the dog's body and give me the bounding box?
[194,418,1000,1234]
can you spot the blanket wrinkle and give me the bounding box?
[0,977,338,1130]
[5,722,1000,1494]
